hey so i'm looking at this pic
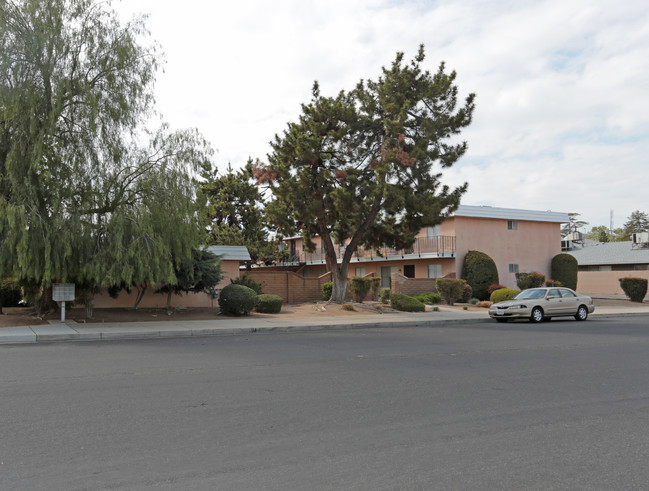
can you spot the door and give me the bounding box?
[558,288,579,314]
[544,288,565,315]
[403,265,415,278]
[381,266,399,288]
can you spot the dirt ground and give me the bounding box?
[0,297,642,328]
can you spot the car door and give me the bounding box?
[558,288,579,315]
[544,288,565,315]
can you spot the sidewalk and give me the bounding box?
[1,304,648,345]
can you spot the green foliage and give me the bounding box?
[349,277,372,303]
[545,279,563,287]
[515,272,546,290]
[256,294,283,314]
[461,283,473,302]
[621,211,649,241]
[258,46,475,302]
[230,274,263,294]
[461,250,499,300]
[561,213,589,236]
[487,283,507,296]
[551,254,578,290]
[390,293,425,312]
[380,288,391,304]
[435,278,467,305]
[412,292,442,304]
[322,282,333,301]
[218,284,259,316]
[490,288,519,303]
[619,277,648,302]
[369,277,381,301]
[0,0,209,290]
[0,279,22,307]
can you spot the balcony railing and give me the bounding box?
[284,235,455,264]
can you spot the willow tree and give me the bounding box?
[0,0,209,306]
[256,46,475,303]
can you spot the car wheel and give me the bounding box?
[575,305,588,321]
[495,318,509,323]
[530,307,544,323]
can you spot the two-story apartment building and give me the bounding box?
[275,205,569,290]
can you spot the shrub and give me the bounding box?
[218,284,259,316]
[256,294,283,313]
[461,250,500,301]
[349,276,372,303]
[341,303,355,311]
[477,301,492,308]
[380,288,391,304]
[490,288,519,303]
[619,277,648,302]
[515,272,545,290]
[461,283,473,303]
[390,293,425,312]
[322,282,333,301]
[1,278,22,307]
[413,292,442,305]
[469,298,479,305]
[487,283,507,296]
[435,278,467,306]
[369,277,381,301]
[545,279,563,287]
[230,275,263,294]
[551,253,578,290]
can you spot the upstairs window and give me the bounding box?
[507,220,518,230]
[509,264,519,273]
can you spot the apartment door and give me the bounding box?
[381,266,399,288]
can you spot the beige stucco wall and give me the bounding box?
[92,259,241,309]
[576,270,649,296]
[452,216,562,289]
[301,258,455,279]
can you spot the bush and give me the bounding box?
[551,253,578,290]
[230,275,263,294]
[349,276,372,303]
[469,298,479,305]
[380,288,391,304]
[1,278,22,307]
[369,277,381,301]
[619,277,648,302]
[461,283,473,303]
[477,301,492,308]
[515,272,545,290]
[461,251,500,301]
[341,303,355,311]
[218,284,259,316]
[487,283,507,297]
[256,294,283,313]
[490,288,519,303]
[413,292,442,305]
[435,278,467,306]
[545,279,563,287]
[322,282,333,301]
[390,293,425,312]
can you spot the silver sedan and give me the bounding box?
[489,287,595,323]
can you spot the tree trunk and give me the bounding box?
[39,286,58,314]
[329,265,350,304]
[133,284,147,309]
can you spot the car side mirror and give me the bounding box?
[546,296,556,300]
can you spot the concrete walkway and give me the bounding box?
[1,302,648,345]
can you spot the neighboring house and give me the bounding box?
[265,205,568,290]
[93,245,251,308]
[567,238,649,295]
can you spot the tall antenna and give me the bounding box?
[610,209,614,232]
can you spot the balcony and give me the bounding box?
[283,235,455,265]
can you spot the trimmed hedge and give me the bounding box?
[619,277,648,302]
[322,282,333,301]
[490,288,519,303]
[551,253,578,290]
[413,292,442,305]
[230,274,263,294]
[515,272,545,290]
[461,250,499,300]
[349,276,372,303]
[380,289,391,304]
[390,293,425,312]
[256,294,283,313]
[435,278,467,306]
[218,284,259,316]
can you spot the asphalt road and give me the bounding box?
[2,317,649,490]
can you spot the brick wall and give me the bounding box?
[245,271,333,303]
[390,273,438,296]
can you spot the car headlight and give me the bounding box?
[509,304,526,310]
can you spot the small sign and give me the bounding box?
[53,283,75,302]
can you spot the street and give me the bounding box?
[2,317,649,490]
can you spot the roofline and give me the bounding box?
[453,205,570,223]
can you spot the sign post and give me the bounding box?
[52,283,75,322]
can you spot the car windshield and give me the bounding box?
[513,289,546,300]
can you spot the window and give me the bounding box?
[560,289,576,298]
[355,267,366,277]
[403,265,415,278]
[509,264,519,273]
[427,225,441,238]
[428,264,442,278]
[507,220,518,230]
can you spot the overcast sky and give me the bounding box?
[114,0,648,231]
